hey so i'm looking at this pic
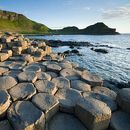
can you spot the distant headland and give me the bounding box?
[0,10,119,35]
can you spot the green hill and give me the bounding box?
[0,10,50,34]
[54,22,119,35]
[80,22,119,35]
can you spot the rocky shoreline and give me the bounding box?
[0,32,130,130]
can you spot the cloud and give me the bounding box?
[102,4,130,19]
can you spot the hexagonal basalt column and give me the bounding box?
[75,97,111,130]
[7,101,45,130]
[32,93,59,121]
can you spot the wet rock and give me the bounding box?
[7,101,45,130]
[47,63,62,73]
[75,97,111,130]
[83,92,117,111]
[9,83,36,101]
[18,71,37,83]
[34,80,57,95]
[103,80,119,93]
[92,86,117,100]
[0,120,13,130]
[0,67,9,75]
[81,70,103,87]
[32,93,59,121]
[0,76,17,90]
[37,72,51,81]
[71,49,79,54]
[110,111,130,130]
[0,90,11,117]
[47,112,87,130]
[116,88,130,114]
[55,88,82,113]
[60,68,80,80]
[91,48,108,54]
[52,77,70,89]
[23,65,41,72]
[71,80,91,92]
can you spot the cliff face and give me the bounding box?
[0,10,19,21]
[0,10,50,34]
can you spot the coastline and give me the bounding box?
[0,32,130,129]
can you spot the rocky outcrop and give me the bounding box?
[0,32,128,130]
[7,101,45,130]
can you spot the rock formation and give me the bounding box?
[0,32,129,130]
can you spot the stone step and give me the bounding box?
[75,97,111,130]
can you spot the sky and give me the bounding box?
[0,0,130,33]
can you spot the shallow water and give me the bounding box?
[27,34,130,83]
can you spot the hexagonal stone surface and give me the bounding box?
[55,88,82,113]
[37,72,51,81]
[52,77,70,89]
[18,71,37,83]
[9,61,26,71]
[34,80,57,95]
[81,70,103,87]
[23,65,41,72]
[75,97,111,130]
[0,76,17,90]
[9,83,36,101]
[3,70,22,78]
[47,63,62,73]
[47,112,87,130]
[83,92,117,111]
[92,86,117,100]
[71,80,91,92]
[0,120,13,130]
[110,111,130,130]
[0,61,14,68]
[7,101,45,130]
[46,71,58,78]
[60,68,81,80]
[0,90,11,117]
[59,62,72,69]
[117,88,130,114]
[32,93,59,121]
[0,67,9,75]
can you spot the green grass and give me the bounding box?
[0,11,50,34]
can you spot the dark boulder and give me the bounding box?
[71,49,79,54]
[91,48,108,54]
